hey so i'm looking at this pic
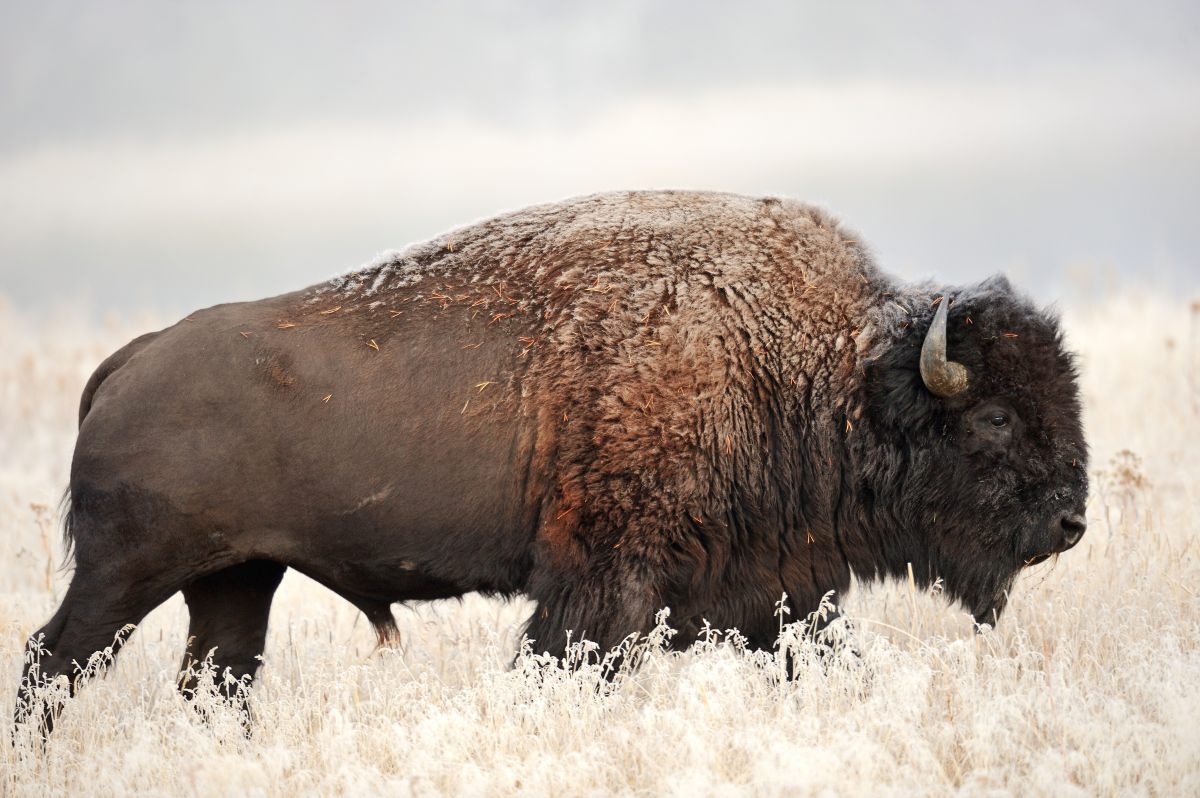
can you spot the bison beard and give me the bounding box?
[15,191,1088,733]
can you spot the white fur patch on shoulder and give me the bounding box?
[308,245,434,302]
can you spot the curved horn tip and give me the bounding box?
[920,297,970,398]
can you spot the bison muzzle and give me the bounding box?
[15,191,1088,733]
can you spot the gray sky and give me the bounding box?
[1,1,1198,317]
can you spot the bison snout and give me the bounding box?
[1056,512,1087,550]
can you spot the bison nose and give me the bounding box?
[1057,512,1087,549]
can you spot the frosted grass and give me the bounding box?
[1,292,1197,796]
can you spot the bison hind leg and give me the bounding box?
[15,564,184,737]
[178,560,286,728]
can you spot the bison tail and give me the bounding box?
[58,486,76,568]
[62,330,162,566]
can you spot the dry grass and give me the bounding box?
[1,292,1198,796]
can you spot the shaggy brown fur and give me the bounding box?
[302,191,888,649]
[18,190,1087,733]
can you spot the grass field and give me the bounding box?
[2,292,1198,796]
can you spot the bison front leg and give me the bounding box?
[177,560,285,728]
[522,561,667,676]
[767,591,861,680]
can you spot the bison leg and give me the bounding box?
[766,595,860,680]
[177,560,285,722]
[15,566,181,736]
[522,565,666,675]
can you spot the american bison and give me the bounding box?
[16,190,1087,731]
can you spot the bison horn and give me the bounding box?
[920,297,969,397]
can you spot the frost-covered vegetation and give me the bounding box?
[2,293,1198,796]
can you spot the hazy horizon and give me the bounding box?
[2,1,1197,319]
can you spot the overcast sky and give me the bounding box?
[1,1,1197,317]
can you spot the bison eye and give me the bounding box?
[968,403,1017,448]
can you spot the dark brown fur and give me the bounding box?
[16,191,1087,732]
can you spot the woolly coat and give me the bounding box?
[298,190,891,649]
[61,190,1083,661]
[21,190,1086,737]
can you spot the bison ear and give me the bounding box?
[860,337,938,429]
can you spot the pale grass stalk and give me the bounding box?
[1,293,1198,796]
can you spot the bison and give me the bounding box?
[16,190,1088,731]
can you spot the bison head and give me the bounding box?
[858,275,1088,624]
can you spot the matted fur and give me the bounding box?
[303,191,890,648]
[25,190,1086,731]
